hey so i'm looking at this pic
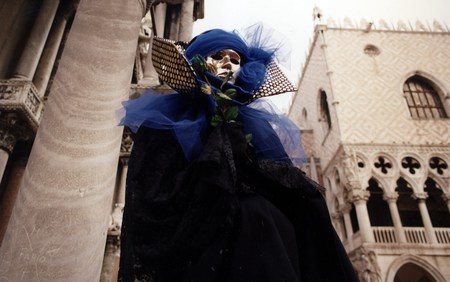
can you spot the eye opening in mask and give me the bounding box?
[210,50,241,65]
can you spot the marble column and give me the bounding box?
[413,192,438,244]
[0,114,31,181]
[153,2,167,37]
[0,0,144,280]
[13,0,61,80]
[33,4,71,96]
[0,157,27,246]
[350,190,375,243]
[178,0,194,42]
[383,192,407,243]
[340,203,354,240]
[443,193,450,213]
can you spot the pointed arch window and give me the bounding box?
[367,178,393,226]
[319,90,332,129]
[403,76,447,119]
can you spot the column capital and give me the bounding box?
[348,189,370,203]
[339,203,352,214]
[383,192,399,203]
[0,113,34,154]
[120,127,133,156]
[412,192,428,201]
[331,212,341,220]
[441,193,450,201]
[0,80,44,132]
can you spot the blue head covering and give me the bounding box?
[184,29,274,93]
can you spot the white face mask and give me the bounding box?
[206,49,241,84]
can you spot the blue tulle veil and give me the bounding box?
[118,23,306,166]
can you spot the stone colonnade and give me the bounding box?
[338,187,443,244]
[0,0,144,280]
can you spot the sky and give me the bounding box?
[193,0,450,110]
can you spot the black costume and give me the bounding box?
[118,26,359,281]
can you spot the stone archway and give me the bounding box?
[394,263,436,282]
[386,255,446,282]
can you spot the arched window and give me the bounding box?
[403,76,447,119]
[396,178,422,226]
[367,178,393,226]
[394,263,437,282]
[424,178,450,227]
[319,90,332,130]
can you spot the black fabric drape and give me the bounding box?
[119,123,358,282]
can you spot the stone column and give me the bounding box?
[413,192,438,244]
[383,192,407,243]
[0,1,144,280]
[349,190,375,243]
[178,0,194,42]
[100,235,120,282]
[13,0,61,80]
[340,203,354,240]
[309,156,318,182]
[0,114,32,181]
[153,2,167,37]
[442,193,450,212]
[0,157,27,246]
[33,3,72,96]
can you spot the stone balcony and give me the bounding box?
[345,226,450,251]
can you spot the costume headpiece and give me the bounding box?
[151,24,295,103]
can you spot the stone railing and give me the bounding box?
[372,227,397,243]
[370,226,450,245]
[0,79,44,132]
[404,227,428,244]
[435,228,450,244]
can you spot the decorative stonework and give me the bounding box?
[120,127,133,158]
[383,192,399,203]
[348,189,370,203]
[350,248,382,282]
[323,17,450,33]
[0,113,34,154]
[135,11,153,82]
[412,192,429,201]
[0,79,44,132]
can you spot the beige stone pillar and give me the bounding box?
[309,156,318,182]
[0,157,27,246]
[350,190,375,243]
[100,236,120,282]
[443,193,450,212]
[13,0,61,80]
[383,192,407,243]
[0,1,144,280]
[178,0,194,42]
[33,5,71,96]
[340,203,354,240]
[153,3,167,37]
[0,114,31,182]
[413,192,438,244]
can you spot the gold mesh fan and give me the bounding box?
[152,37,199,95]
[252,60,296,100]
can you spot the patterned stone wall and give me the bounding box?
[290,29,342,168]
[324,28,450,145]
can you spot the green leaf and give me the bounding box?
[200,84,212,94]
[245,133,253,143]
[191,55,208,75]
[210,114,223,127]
[217,91,232,101]
[224,88,237,99]
[224,105,239,121]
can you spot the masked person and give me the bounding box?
[117,24,358,282]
